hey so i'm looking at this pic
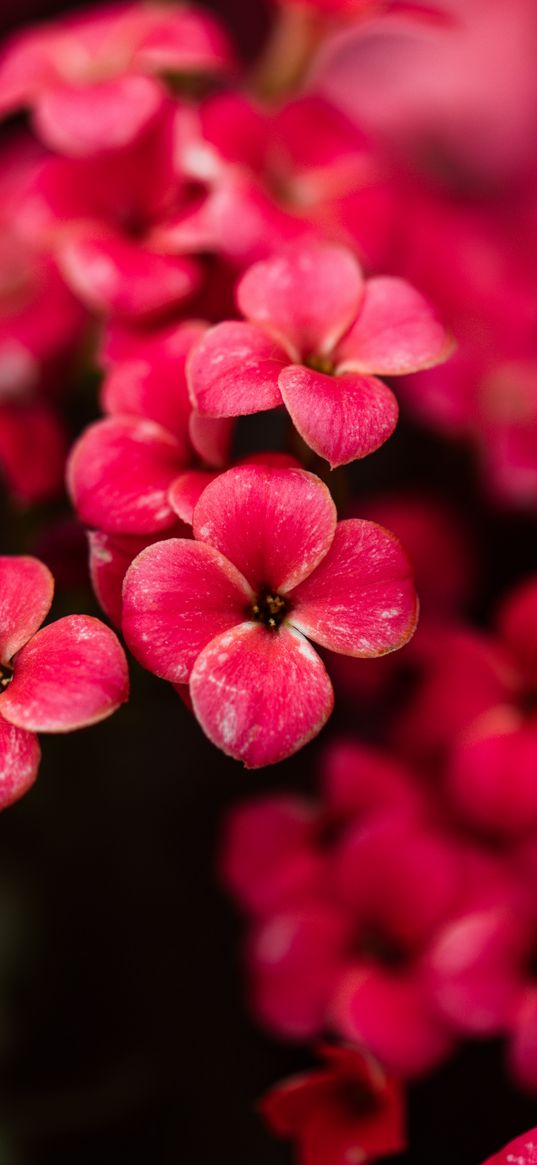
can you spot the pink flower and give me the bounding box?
[484,1130,537,1165]
[188,238,452,467]
[0,555,129,810]
[445,575,537,837]
[155,93,397,270]
[122,464,418,766]
[27,123,201,320]
[68,319,233,535]
[0,2,233,157]
[260,1043,405,1165]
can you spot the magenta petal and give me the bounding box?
[336,277,453,376]
[237,240,364,359]
[88,529,189,629]
[279,365,399,467]
[333,963,453,1077]
[188,413,234,469]
[192,465,337,592]
[290,519,418,657]
[101,319,206,452]
[0,712,40,810]
[133,6,233,74]
[169,471,218,525]
[484,1126,537,1165]
[0,556,53,664]
[59,230,199,318]
[0,616,129,733]
[187,322,286,417]
[33,76,165,157]
[68,417,185,535]
[190,623,334,767]
[122,539,252,683]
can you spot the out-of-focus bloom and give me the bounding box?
[321,0,537,185]
[0,556,129,809]
[0,2,233,157]
[188,238,451,467]
[122,465,418,766]
[22,122,201,320]
[0,136,86,502]
[446,575,537,837]
[260,1043,405,1165]
[154,93,397,269]
[68,319,233,535]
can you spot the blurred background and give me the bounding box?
[0,1,536,1162]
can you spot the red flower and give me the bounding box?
[0,2,233,157]
[0,555,129,809]
[260,1043,405,1165]
[188,238,452,467]
[122,464,418,766]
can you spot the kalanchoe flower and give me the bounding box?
[155,94,397,270]
[0,556,129,809]
[259,1043,405,1165]
[68,319,233,535]
[122,464,418,766]
[0,2,233,157]
[188,238,452,467]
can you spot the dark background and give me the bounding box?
[0,1,537,1162]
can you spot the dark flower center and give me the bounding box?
[250,588,290,630]
[305,352,335,375]
[0,662,13,690]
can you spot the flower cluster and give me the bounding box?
[0,0,535,1162]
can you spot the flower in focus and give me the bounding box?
[188,238,452,467]
[0,2,233,157]
[260,1042,405,1165]
[122,465,418,766]
[0,555,129,810]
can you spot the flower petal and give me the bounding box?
[88,528,189,629]
[122,539,252,684]
[133,6,233,74]
[0,713,40,810]
[68,417,185,535]
[169,470,218,525]
[190,622,334,768]
[279,366,398,467]
[188,412,234,468]
[332,963,453,1078]
[187,321,286,417]
[290,520,418,657]
[336,276,453,376]
[0,556,53,664]
[192,465,337,593]
[59,229,199,319]
[0,616,129,733]
[101,320,206,452]
[237,240,364,359]
[34,75,165,157]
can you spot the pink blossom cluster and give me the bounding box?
[0,0,535,1162]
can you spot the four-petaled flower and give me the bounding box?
[188,238,452,467]
[122,464,418,767]
[0,555,129,809]
[259,1042,405,1165]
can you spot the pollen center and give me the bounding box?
[305,352,335,375]
[250,588,290,631]
[0,662,13,690]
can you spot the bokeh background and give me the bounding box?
[0,1,536,1162]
